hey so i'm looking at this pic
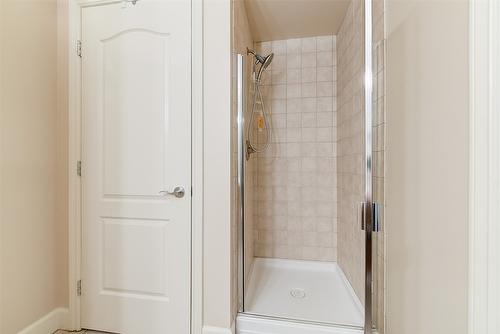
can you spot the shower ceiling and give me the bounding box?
[244,0,350,42]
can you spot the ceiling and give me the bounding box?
[244,0,350,42]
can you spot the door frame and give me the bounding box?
[66,0,204,333]
[469,0,500,333]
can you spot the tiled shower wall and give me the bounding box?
[252,36,339,262]
[337,0,386,331]
[337,0,365,308]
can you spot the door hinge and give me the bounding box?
[77,280,82,296]
[76,40,82,58]
[77,161,82,176]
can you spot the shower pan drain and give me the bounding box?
[290,288,306,299]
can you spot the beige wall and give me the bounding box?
[56,0,69,315]
[0,0,68,333]
[385,1,469,333]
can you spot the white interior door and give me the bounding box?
[81,1,191,333]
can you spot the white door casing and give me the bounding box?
[469,0,500,333]
[81,1,191,333]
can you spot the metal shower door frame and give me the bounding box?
[236,54,246,313]
[362,0,380,333]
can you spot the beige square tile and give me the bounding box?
[287,98,301,113]
[317,81,334,97]
[272,54,286,70]
[287,54,301,69]
[317,35,333,51]
[301,37,317,53]
[317,217,334,232]
[272,40,287,54]
[286,113,301,128]
[317,66,334,82]
[271,99,287,114]
[301,52,317,68]
[272,70,286,84]
[272,128,286,143]
[302,67,317,82]
[287,84,301,98]
[317,112,333,127]
[317,97,333,112]
[301,83,317,97]
[317,51,334,67]
[301,158,317,171]
[271,114,286,128]
[317,127,333,142]
[286,143,301,157]
[271,84,286,99]
[302,246,320,260]
[286,128,301,142]
[301,128,316,142]
[301,98,317,113]
[286,68,301,83]
[286,38,301,53]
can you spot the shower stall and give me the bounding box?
[232,0,386,333]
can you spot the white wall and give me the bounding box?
[385,1,469,333]
[203,0,234,331]
[0,0,68,333]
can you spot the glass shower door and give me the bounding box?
[233,0,384,332]
[341,0,382,332]
[369,0,386,332]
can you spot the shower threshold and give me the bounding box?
[237,258,364,334]
[236,314,364,334]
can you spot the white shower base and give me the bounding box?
[238,258,364,333]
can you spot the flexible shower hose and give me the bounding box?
[246,79,272,155]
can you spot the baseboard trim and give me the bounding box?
[203,323,235,334]
[17,308,68,334]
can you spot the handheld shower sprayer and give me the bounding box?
[246,47,274,159]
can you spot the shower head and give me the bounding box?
[261,53,274,70]
[247,48,274,81]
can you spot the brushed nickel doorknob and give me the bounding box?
[159,186,185,198]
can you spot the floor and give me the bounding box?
[244,258,364,327]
